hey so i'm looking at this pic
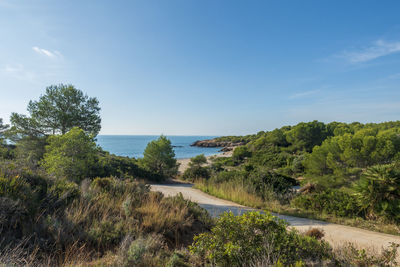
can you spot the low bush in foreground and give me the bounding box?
[190,211,331,266]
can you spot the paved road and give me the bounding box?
[151,183,400,252]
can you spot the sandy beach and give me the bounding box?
[177,150,233,174]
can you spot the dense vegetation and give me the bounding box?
[2,86,399,265]
[0,85,191,265]
[191,120,400,234]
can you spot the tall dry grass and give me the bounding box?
[194,178,265,208]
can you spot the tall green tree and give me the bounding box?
[141,135,178,178]
[41,127,97,181]
[10,84,101,137]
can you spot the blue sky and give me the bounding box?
[1,0,400,135]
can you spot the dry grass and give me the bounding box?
[137,192,192,233]
[1,177,211,266]
[304,228,325,240]
[194,179,265,208]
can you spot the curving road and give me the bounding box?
[151,183,400,252]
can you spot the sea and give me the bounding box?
[96,135,221,159]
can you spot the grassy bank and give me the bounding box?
[193,179,400,236]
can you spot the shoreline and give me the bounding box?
[176,150,233,174]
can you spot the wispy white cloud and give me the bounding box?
[32,46,62,59]
[1,64,36,82]
[289,89,320,99]
[340,40,400,63]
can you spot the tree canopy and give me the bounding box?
[0,118,9,140]
[140,135,178,178]
[41,127,98,181]
[183,154,210,180]
[10,84,101,138]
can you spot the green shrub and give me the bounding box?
[0,176,31,201]
[356,164,400,222]
[166,251,189,267]
[182,155,211,181]
[126,235,165,266]
[232,146,251,162]
[190,211,331,266]
[247,168,298,200]
[48,178,80,208]
[292,188,361,218]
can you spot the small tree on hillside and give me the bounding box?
[141,135,178,178]
[41,127,97,181]
[183,154,210,181]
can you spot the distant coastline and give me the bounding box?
[96,135,222,159]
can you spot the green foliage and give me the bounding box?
[232,146,251,162]
[248,145,290,169]
[213,135,255,144]
[126,235,164,265]
[10,84,101,137]
[0,176,31,201]
[183,154,210,181]
[48,178,80,206]
[166,251,189,267]
[0,118,9,140]
[203,120,400,225]
[292,188,361,218]
[41,127,97,181]
[304,127,400,176]
[190,211,331,266]
[190,154,207,165]
[356,164,400,222]
[13,136,47,166]
[285,120,331,152]
[140,135,178,178]
[95,150,139,178]
[247,168,298,201]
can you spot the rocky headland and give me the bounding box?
[190,139,246,152]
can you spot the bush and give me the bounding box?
[247,168,298,201]
[190,211,331,266]
[304,228,325,240]
[292,188,361,218]
[356,164,400,222]
[125,235,165,266]
[183,154,210,181]
[232,146,251,162]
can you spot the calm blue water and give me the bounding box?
[96,135,221,159]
